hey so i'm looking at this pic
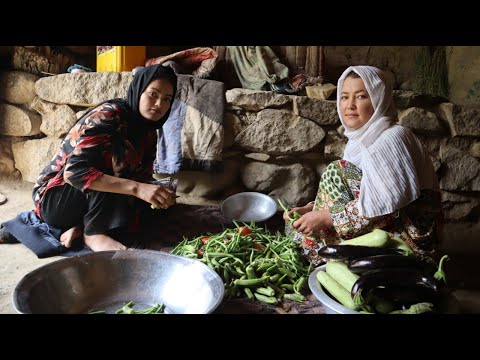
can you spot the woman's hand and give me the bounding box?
[292,209,333,237]
[138,183,176,209]
[87,174,177,209]
[282,203,314,222]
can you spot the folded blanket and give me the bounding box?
[154,74,225,174]
[1,211,91,258]
[145,47,218,79]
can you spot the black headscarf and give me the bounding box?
[125,65,177,127]
[77,65,177,151]
[122,64,178,146]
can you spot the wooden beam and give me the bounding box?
[296,46,307,70]
[306,46,319,76]
[286,46,296,70]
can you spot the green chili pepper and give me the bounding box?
[277,198,301,225]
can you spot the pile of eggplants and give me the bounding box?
[318,244,448,314]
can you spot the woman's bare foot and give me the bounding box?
[84,233,128,252]
[60,226,83,248]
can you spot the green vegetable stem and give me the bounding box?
[277,198,301,225]
[89,301,165,314]
[434,254,449,284]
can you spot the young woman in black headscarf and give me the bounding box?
[30,65,177,251]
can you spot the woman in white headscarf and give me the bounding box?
[283,65,441,266]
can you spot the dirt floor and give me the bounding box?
[0,178,232,314]
[1,178,479,314]
[0,178,325,315]
[0,179,64,314]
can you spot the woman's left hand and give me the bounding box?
[292,210,332,237]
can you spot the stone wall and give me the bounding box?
[0,66,479,256]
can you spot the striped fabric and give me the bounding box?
[359,125,438,217]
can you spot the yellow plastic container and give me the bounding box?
[96,46,146,72]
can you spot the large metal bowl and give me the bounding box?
[221,192,277,222]
[13,250,224,314]
[308,265,359,314]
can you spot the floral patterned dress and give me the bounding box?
[285,160,441,266]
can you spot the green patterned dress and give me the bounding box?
[285,160,441,266]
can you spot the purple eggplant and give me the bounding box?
[347,254,426,274]
[372,286,439,307]
[317,245,403,261]
[351,267,439,305]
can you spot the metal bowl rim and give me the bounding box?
[308,265,359,314]
[12,249,225,314]
[220,192,277,222]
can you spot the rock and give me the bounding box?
[0,192,6,205]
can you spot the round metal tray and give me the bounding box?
[221,192,277,222]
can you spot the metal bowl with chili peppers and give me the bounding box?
[13,250,224,314]
[221,192,278,222]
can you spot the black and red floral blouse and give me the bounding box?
[32,102,157,217]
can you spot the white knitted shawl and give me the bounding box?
[337,66,439,217]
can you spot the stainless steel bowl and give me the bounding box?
[13,250,224,314]
[308,265,359,314]
[221,192,277,222]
